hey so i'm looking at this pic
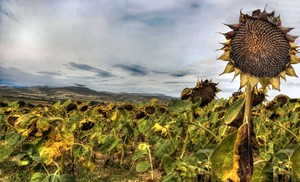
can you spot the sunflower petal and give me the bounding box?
[279,71,286,81]
[252,9,262,17]
[224,23,241,31]
[267,11,275,17]
[239,10,246,24]
[217,51,231,61]
[259,78,270,89]
[286,34,298,43]
[220,31,235,39]
[220,62,235,75]
[248,76,259,91]
[289,42,300,49]
[286,65,298,77]
[240,74,249,89]
[217,45,230,52]
[232,68,241,81]
[220,39,231,46]
[289,54,300,64]
[279,26,294,34]
[270,77,281,90]
[290,49,299,55]
[274,15,281,26]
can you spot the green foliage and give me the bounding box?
[0,95,299,181]
[224,98,245,125]
[251,160,272,182]
[168,99,192,113]
[0,144,14,162]
[211,131,237,180]
[0,131,24,162]
[155,139,178,159]
[136,161,151,172]
[30,172,75,182]
[99,135,121,153]
[291,145,300,178]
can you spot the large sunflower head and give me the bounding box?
[219,8,299,91]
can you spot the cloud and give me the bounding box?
[190,3,200,9]
[164,81,195,84]
[169,71,192,77]
[0,66,20,86]
[68,62,96,71]
[0,66,69,87]
[66,62,114,78]
[121,12,175,27]
[0,0,19,22]
[115,64,149,76]
[1,0,300,99]
[37,71,62,76]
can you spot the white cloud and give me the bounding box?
[1,0,300,99]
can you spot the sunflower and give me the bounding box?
[219,8,299,91]
[180,79,220,106]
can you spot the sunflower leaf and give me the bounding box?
[136,161,151,172]
[291,145,300,177]
[224,98,245,125]
[211,130,238,181]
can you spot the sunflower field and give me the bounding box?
[0,90,300,181]
[1,7,300,182]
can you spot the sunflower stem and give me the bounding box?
[241,83,254,181]
[243,83,254,124]
[146,145,154,180]
[244,83,254,156]
[60,151,66,174]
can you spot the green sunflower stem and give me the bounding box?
[241,83,254,181]
[60,151,66,174]
[243,83,254,124]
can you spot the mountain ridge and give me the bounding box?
[0,85,175,104]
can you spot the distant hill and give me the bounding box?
[0,86,175,105]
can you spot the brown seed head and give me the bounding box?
[230,18,290,77]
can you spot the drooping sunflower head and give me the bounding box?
[181,79,220,106]
[219,8,299,91]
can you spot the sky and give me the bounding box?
[1,0,300,100]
